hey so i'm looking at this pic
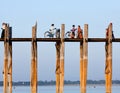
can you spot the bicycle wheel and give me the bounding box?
[65,31,71,38]
[44,31,54,38]
[44,31,51,38]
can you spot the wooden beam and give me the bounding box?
[81,24,88,93]
[55,41,60,93]
[0,38,120,42]
[105,23,112,93]
[60,24,65,93]
[3,24,9,93]
[31,23,38,93]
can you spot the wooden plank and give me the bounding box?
[0,38,106,42]
[88,38,106,42]
[0,38,120,42]
[55,42,60,93]
[81,24,88,93]
[60,24,65,93]
[31,23,37,93]
[3,24,9,93]
[105,23,112,93]
[64,38,83,42]
[65,38,105,42]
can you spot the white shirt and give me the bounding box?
[49,26,56,34]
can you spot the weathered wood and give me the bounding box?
[65,38,105,42]
[3,24,9,93]
[80,41,83,92]
[105,23,112,93]
[31,23,37,93]
[8,27,12,93]
[60,24,65,93]
[81,24,88,93]
[8,42,12,93]
[55,42,60,93]
[0,38,110,42]
[1,38,120,42]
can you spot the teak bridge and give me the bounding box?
[0,23,119,93]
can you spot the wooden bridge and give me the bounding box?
[0,23,118,93]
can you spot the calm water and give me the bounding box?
[0,85,120,93]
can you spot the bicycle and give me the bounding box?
[65,31,72,38]
[44,29,60,38]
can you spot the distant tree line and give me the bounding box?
[0,80,120,86]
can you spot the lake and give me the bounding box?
[0,85,120,93]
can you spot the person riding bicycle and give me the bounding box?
[49,24,56,37]
[71,25,77,38]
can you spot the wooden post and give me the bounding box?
[60,24,65,93]
[81,24,88,93]
[3,24,9,93]
[105,23,112,93]
[55,41,60,93]
[31,23,37,93]
[8,27,12,93]
[80,40,83,92]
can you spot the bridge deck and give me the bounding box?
[0,38,120,42]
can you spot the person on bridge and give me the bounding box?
[77,25,83,38]
[1,22,7,38]
[49,24,56,38]
[71,25,77,38]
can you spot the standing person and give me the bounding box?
[77,25,83,38]
[71,25,77,38]
[1,22,7,38]
[49,24,56,38]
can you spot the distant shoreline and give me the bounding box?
[1,84,120,87]
[0,80,120,86]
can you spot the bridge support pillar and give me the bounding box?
[80,24,88,93]
[31,23,38,93]
[3,24,12,93]
[105,23,112,93]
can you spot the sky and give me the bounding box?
[0,0,120,81]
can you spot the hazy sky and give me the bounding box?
[0,0,120,81]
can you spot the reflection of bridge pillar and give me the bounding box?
[105,23,112,93]
[31,23,38,93]
[80,24,88,93]
[60,24,65,93]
